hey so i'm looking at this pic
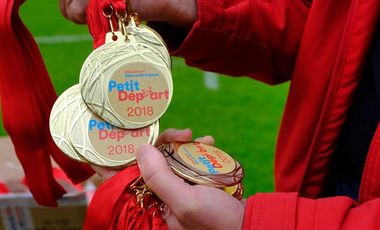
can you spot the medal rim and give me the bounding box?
[49,84,88,163]
[160,142,244,187]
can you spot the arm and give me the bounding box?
[61,0,309,84]
[87,139,380,230]
[136,143,380,230]
[87,142,380,230]
[153,0,310,84]
[244,193,380,229]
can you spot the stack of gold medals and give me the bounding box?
[158,142,244,200]
[49,3,244,201]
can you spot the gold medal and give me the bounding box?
[159,142,244,187]
[126,16,171,69]
[50,3,170,171]
[158,143,216,186]
[80,30,173,129]
[69,94,159,167]
[49,85,87,163]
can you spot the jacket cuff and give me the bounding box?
[149,0,232,60]
[243,193,298,230]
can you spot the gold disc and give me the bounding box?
[126,18,171,69]
[80,32,173,129]
[49,84,88,163]
[159,142,244,187]
[68,92,159,168]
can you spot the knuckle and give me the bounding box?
[162,128,178,137]
[156,128,179,145]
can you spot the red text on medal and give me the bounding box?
[108,144,135,155]
[99,127,150,141]
[118,89,169,103]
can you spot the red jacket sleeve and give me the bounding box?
[153,0,309,84]
[243,193,380,229]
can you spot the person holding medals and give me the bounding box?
[61,0,380,229]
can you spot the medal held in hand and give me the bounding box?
[80,9,173,129]
[68,94,159,168]
[50,84,159,168]
[158,142,244,200]
[50,6,170,168]
[51,3,243,229]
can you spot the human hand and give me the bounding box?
[136,143,245,230]
[59,0,89,24]
[91,128,213,180]
[59,0,197,26]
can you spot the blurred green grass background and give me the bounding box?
[4,0,290,196]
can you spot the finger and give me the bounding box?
[68,0,89,24]
[137,144,194,207]
[160,204,185,230]
[60,0,88,24]
[164,214,185,230]
[90,165,118,181]
[155,128,192,146]
[194,135,215,145]
[59,0,68,19]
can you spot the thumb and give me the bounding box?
[136,144,193,207]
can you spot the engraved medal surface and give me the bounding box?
[69,96,159,167]
[50,4,172,171]
[49,85,87,162]
[126,18,171,69]
[159,142,244,187]
[80,32,172,129]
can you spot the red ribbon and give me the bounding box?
[0,0,94,206]
[84,165,168,230]
[0,181,9,194]
[101,0,127,15]
[87,0,129,49]
[87,0,109,48]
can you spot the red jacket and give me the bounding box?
[153,0,380,228]
[83,0,380,228]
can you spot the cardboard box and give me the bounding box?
[0,137,92,230]
[0,193,87,230]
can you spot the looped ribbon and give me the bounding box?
[84,165,168,230]
[0,0,94,206]
[101,0,127,15]
[87,0,133,48]
[87,0,111,48]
